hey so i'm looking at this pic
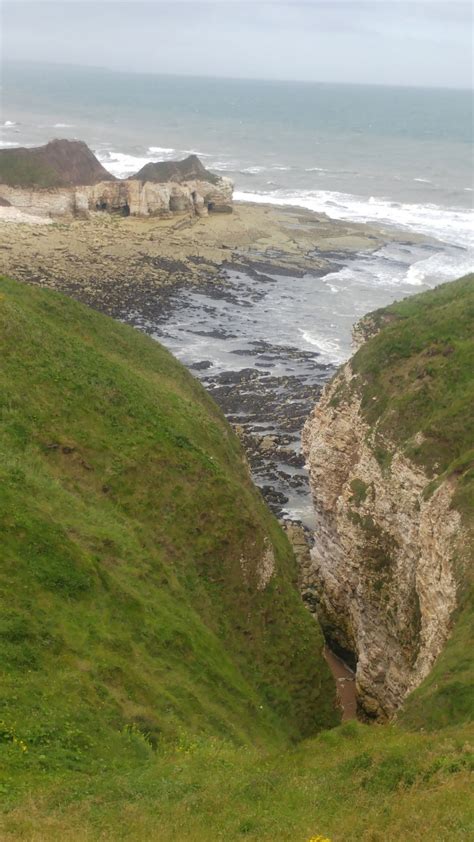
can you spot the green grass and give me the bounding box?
[0,275,337,758]
[1,722,472,841]
[352,274,474,494]
[0,155,63,188]
[399,583,474,731]
[1,275,473,841]
[349,478,369,506]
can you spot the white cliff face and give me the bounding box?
[302,362,463,719]
[240,537,276,592]
[0,177,233,220]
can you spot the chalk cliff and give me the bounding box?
[302,277,473,719]
[0,140,233,219]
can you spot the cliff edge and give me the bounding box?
[0,140,233,218]
[302,275,473,720]
[0,275,336,756]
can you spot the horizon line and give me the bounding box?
[3,58,473,94]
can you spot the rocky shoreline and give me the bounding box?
[0,201,425,531]
[0,200,398,296]
[0,200,435,720]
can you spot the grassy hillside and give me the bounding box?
[0,155,62,188]
[1,276,472,841]
[0,140,115,188]
[0,276,337,755]
[349,274,474,731]
[351,274,473,511]
[2,719,472,840]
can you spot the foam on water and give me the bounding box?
[404,249,474,286]
[240,166,266,174]
[234,188,474,284]
[96,148,179,177]
[96,145,215,178]
[209,160,240,171]
[298,329,346,363]
[71,140,474,292]
[147,146,176,156]
[96,150,154,178]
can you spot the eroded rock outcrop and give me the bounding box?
[132,153,219,186]
[0,141,233,219]
[301,280,472,720]
[0,176,233,220]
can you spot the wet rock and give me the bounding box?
[261,486,288,506]
[189,360,212,370]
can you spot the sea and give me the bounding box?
[2,63,473,523]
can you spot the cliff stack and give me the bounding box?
[0,139,233,219]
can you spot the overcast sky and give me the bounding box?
[2,1,473,89]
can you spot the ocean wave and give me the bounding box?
[234,188,474,254]
[147,146,176,156]
[96,150,153,178]
[237,164,292,175]
[404,250,474,286]
[181,149,212,158]
[97,145,214,178]
[240,166,266,174]
[298,328,346,364]
[2,120,17,127]
[38,123,75,129]
[95,147,292,180]
[208,160,239,171]
[413,177,432,184]
[328,241,473,292]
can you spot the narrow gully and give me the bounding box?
[323,646,357,721]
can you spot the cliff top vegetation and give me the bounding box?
[351,275,473,730]
[352,274,473,508]
[0,141,222,189]
[0,276,472,840]
[0,139,116,188]
[131,154,220,185]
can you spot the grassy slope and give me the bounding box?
[2,721,473,840]
[0,276,337,754]
[1,276,473,841]
[351,274,474,501]
[0,141,114,188]
[349,274,473,731]
[0,155,62,188]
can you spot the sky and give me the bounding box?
[1,1,473,89]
